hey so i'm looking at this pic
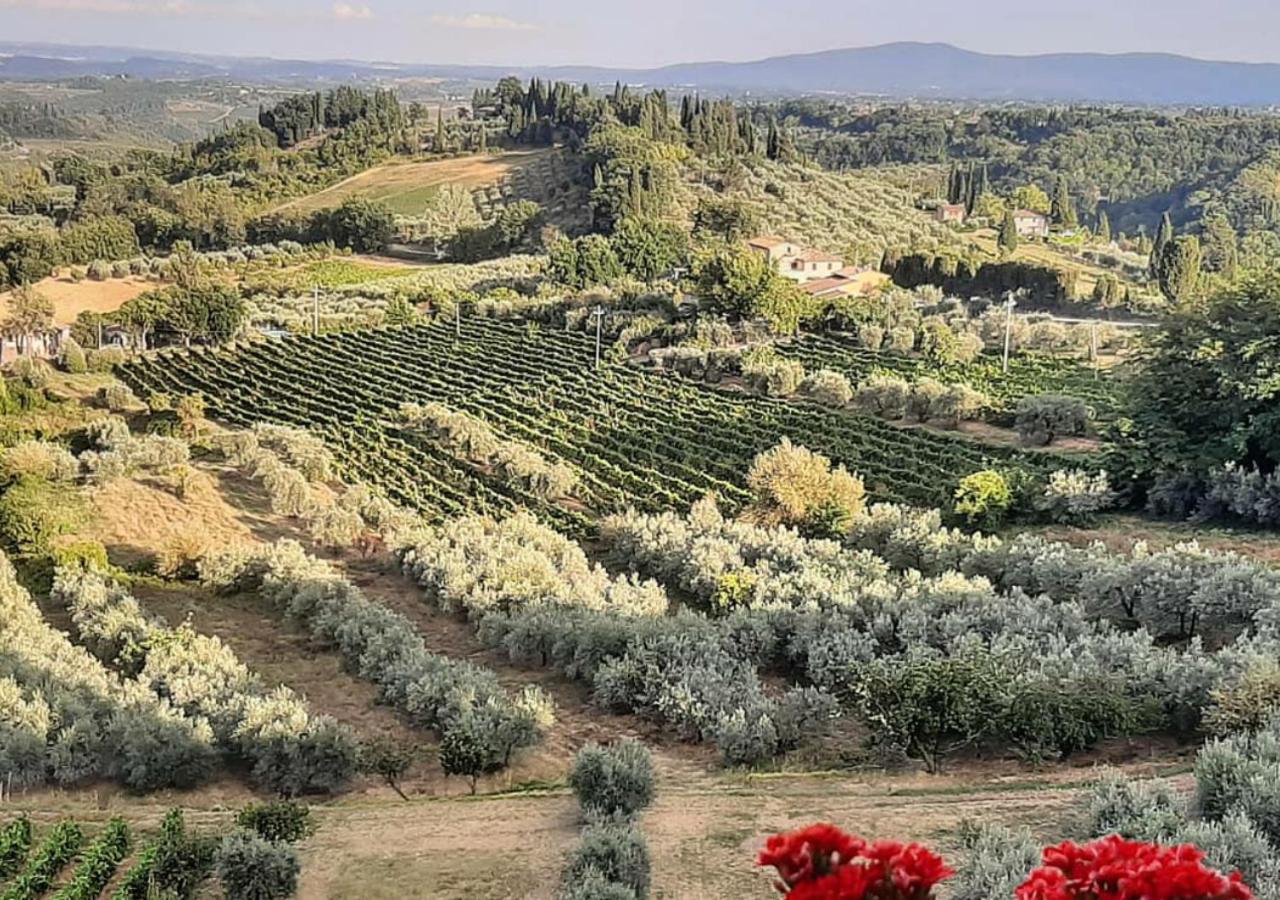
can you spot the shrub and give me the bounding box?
[0,817,32,881]
[144,808,218,899]
[933,384,987,428]
[569,740,655,819]
[59,338,88,374]
[949,822,1040,900]
[908,377,947,422]
[1037,469,1116,524]
[97,384,136,412]
[214,831,299,900]
[10,357,51,389]
[556,866,637,900]
[86,347,126,373]
[742,349,804,398]
[858,325,885,351]
[888,326,915,352]
[1014,394,1090,445]
[561,822,650,900]
[438,722,491,794]
[1,440,78,483]
[0,477,88,555]
[800,369,853,407]
[853,374,911,420]
[1204,660,1280,738]
[745,438,865,535]
[56,817,130,900]
[954,470,1013,528]
[235,801,314,845]
[87,260,111,281]
[1087,772,1186,840]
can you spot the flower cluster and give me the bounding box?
[1015,836,1253,900]
[758,824,952,899]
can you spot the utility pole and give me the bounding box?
[455,302,461,340]
[1002,290,1018,374]
[1090,320,1099,380]
[312,286,320,337]
[592,305,605,369]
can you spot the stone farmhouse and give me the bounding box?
[744,236,889,297]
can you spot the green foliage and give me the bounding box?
[0,478,88,556]
[954,470,1013,527]
[1157,234,1203,304]
[846,645,1004,773]
[1204,660,1280,737]
[144,809,217,900]
[561,822,650,900]
[58,337,87,374]
[234,802,314,845]
[610,216,688,283]
[694,245,816,334]
[1014,393,1090,445]
[438,721,490,793]
[315,198,395,254]
[215,831,300,900]
[998,209,1020,253]
[569,740,655,819]
[3,821,84,900]
[53,818,130,900]
[949,822,1040,900]
[0,818,32,882]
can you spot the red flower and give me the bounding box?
[758,825,951,899]
[1015,836,1254,900]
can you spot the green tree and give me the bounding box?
[319,198,395,253]
[609,216,688,283]
[1051,176,1077,228]
[1096,210,1112,245]
[1157,235,1202,305]
[695,246,815,335]
[998,209,1020,255]
[1011,184,1051,215]
[1201,213,1239,280]
[1,284,53,356]
[692,196,760,242]
[1127,274,1280,477]
[1150,212,1174,279]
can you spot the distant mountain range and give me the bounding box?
[4,40,1280,105]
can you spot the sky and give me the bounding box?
[0,0,1274,69]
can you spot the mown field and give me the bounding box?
[273,150,556,216]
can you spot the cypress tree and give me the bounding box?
[1150,212,1174,279]
[1096,210,1112,244]
[435,107,446,152]
[999,209,1020,254]
[1051,176,1076,228]
[1157,235,1202,305]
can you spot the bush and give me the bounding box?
[908,377,947,422]
[569,740,655,819]
[86,347,126,373]
[799,369,853,407]
[933,384,987,428]
[1,440,78,483]
[87,260,111,281]
[888,326,915,352]
[215,831,299,900]
[0,477,88,555]
[745,438,865,535]
[954,470,1013,528]
[59,338,88,374]
[853,374,910,420]
[741,349,804,398]
[556,866,637,900]
[858,324,885,351]
[10,357,51,389]
[1014,393,1090,445]
[949,822,1040,900]
[97,384,136,412]
[561,822,650,900]
[1037,469,1116,524]
[1204,660,1280,737]
[1087,772,1186,840]
[235,801,315,845]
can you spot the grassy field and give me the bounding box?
[0,272,155,325]
[274,149,556,216]
[965,227,1152,301]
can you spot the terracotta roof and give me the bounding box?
[1013,209,1048,220]
[745,235,791,249]
[794,248,843,263]
[799,278,848,295]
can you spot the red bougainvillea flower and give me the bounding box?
[758,825,952,899]
[1015,836,1254,900]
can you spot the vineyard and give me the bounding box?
[118,320,1083,529]
[777,331,1123,424]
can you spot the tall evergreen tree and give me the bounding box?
[1096,210,1112,244]
[999,209,1020,254]
[1051,176,1077,228]
[1157,235,1202,305]
[1150,212,1174,279]
[1201,213,1239,280]
[435,107,446,152]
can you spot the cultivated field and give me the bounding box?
[274,150,556,216]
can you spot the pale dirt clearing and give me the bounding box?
[0,273,154,325]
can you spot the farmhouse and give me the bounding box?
[745,236,845,282]
[934,203,966,224]
[1013,209,1050,239]
[798,266,891,299]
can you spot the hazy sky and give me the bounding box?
[0,0,1274,68]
